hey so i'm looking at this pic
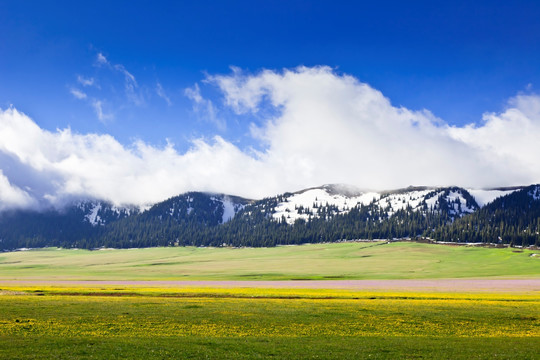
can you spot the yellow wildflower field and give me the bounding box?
[0,286,538,359]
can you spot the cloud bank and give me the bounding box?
[1,66,540,210]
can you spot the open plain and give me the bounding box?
[0,242,539,359]
[1,241,539,281]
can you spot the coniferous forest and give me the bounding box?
[0,185,538,250]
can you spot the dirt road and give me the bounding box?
[1,279,539,293]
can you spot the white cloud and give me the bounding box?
[0,107,263,208]
[448,94,540,181]
[114,64,136,84]
[185,83,226,130]
[96,52,108,65]
[70,88,87,100]
[209,66,519,189]
[156,82,172,105]
[92,53,143,105]
[91,100,113,122]
[72,54,142,122]
[185,83,203,103]
[0,170,36,211]
[114,64,143,106]
[1,67,540,211]
[77,75,95,87]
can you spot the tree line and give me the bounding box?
[1,187,538,250]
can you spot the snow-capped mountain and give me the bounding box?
[0,184,537,250]
[263,185,483,224]
[375,186,479,217]
[270,184,378,224]
[430,184,540,244]
[71,185,521,227]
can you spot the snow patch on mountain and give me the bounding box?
[186,196,194,215]
[85,203,102,226]
[375,189,434,216]
[529,185,540,201]
[219,196,245,223]
[209,195,248,223]
[222,198,235,223]
[373,188,476,217]
[77,201,137,226]
[424,191,443,210]
[271,186,479,224]
[272,188,379,224]
[447,190,476,215]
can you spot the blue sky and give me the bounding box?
[1,1,540,206]
[2,1,539,146]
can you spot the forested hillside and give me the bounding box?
[0,185,538,250]
[428,185,540,246]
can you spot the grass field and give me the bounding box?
[1,241,539,280]
[1,242,538,358]
[0,287,538,359]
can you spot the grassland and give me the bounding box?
[1,242,538,358]
[0,287,538,359]
[0,241,539,280]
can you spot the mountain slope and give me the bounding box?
[75,201,139,226]
[0,199,138,249]
[260,185,479,224]
[428,185,540,246]
[139,192,251,226]
[0,185,538,250]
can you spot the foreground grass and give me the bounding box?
[0,287,538,359]
[0,241,539,280]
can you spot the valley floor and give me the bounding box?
[1,241,539,281]
[1,241,538,359]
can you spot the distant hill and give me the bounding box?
[428,185,540,246]
[1,184,538,250]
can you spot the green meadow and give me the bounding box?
[1,242,539,359]
[0,241,539,280]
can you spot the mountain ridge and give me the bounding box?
[0,184,537,250]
